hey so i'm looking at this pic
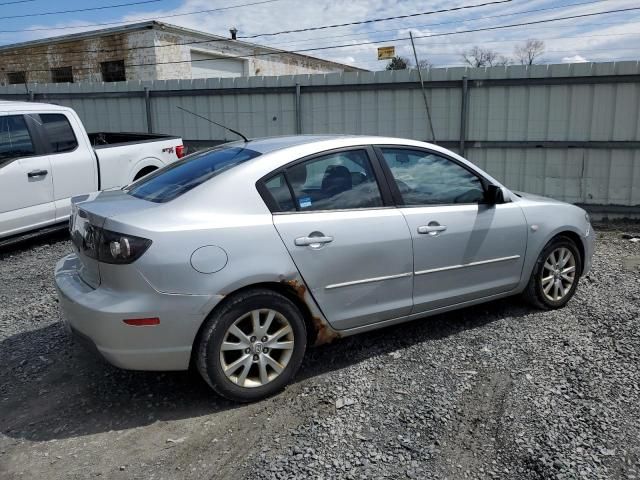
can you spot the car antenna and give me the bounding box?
[177,106,249,143]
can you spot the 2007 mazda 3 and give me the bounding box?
[55,135,594,402]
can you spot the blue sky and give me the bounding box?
[0,0,639,69]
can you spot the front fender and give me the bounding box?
[517,201,592,290]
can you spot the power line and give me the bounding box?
[240,0,513,39]
[0,0,35,5]
[0,0,281,33]
[0,0,163,21]
[4,34,638,72]
[0,0,516,57]
[271,22,640,50]
[5,5,640,74]
[265,0,611,47]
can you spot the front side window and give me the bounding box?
[39,114,78,153]
[0,115,35,167]
[380,148,485,205]
[283,149,383,212]
[127,146,261,203]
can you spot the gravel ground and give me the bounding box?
[0,225,639,479]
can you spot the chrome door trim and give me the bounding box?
[325,272,412,290]
[414,255,521,276]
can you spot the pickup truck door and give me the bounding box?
[0,114,55,238]
[36,113,97,223]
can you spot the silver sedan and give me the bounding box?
[55,135,594,402]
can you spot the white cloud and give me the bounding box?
[562,54,588,63]
[2,0,640,69]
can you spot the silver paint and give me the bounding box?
[54,135,595,372]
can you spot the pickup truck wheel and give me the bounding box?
[523,236,582,310]
[196,289,307,402]
[133,166,157,181]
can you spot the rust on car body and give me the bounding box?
[280,278,341,346]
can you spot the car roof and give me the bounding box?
[226,134,433,155]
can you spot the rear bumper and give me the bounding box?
[55,254,222,371]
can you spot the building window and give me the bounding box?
[100,60,126,82]
[7,71,26,85]
[51,66,73,83]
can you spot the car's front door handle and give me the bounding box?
[295,235,334,247]
[417,224,447,235]
[27,169,48,178]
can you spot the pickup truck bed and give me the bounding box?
[0,101,184,242]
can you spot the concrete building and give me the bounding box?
[0,21,364,85]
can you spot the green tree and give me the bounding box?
[385,56,410,70]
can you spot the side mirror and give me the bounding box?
[485,184,506,205]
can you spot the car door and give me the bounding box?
[36,112,96,223]
[376,146,527,313]
[0,113,55,238]
[263,147,414,331]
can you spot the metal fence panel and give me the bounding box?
[1,61,639,210]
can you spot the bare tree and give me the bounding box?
[514,39,545,65]
[416,58,432,70]
[461,46,510,67]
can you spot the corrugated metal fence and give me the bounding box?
[2,61,639,213]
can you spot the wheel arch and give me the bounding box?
[554,230,585,274]
[133,165,158,181]
[189,281,337,369]
[129,157,163,182]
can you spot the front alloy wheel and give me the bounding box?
[523,235,582,309]
[196,289,307,402]
[541,247,577,302]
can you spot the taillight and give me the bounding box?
[80,226,152,264]
[98,228,152,264]
[175,145,186,158]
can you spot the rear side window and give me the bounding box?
[268,149,383,212]
[264,173,296,212]
[39,114,78,153]
[0,115,35,167]
[127,146,261,203]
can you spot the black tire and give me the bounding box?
[196,289,307,402]
[523,235,582,310]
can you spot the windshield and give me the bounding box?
[126,145,261,203]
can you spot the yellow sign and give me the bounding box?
[377,46,395,60]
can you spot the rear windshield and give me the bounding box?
[126,146,261,203]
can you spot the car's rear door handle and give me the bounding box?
[27,169,48,178]
[417,224,447,235]
[295,235,334,246]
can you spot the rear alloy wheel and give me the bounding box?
[220,309,295,388]
[196,289,306,402]
[524,236,582,309]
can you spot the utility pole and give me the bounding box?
[409,31,436,144]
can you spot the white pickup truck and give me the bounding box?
[0,101,184,246]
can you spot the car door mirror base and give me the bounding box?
[485,184,506,205]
